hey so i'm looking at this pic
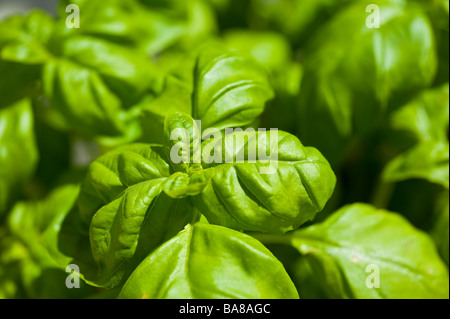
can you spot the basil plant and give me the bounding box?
[65,110,336,293]
[0,0,448,300]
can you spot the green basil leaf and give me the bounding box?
[192,46,274,130]
[58,0,172,54]
[298,0,437,163]
[286,203,449,298]
[77,143,170,223]
[162,172,208,199]
[42,57,141,144]
[61,36,161,105]
[382,141,449,189]
[89,178,194,287]
[59,0,216,56]
[0,99,38,216]
[222,30,302,99]
[0,11,52,107]
[140,46,274,143]
[8,184,79,268]
[3,184,97,298]
[0,230,27,298]
[139,0,217,54]
[390,83,449,143]
[223,30,292,75]
[118,223,299,299]
[0,10,54,65]
[193,130,336,233]
[140,75,192,144]
[42,31,163,144]
[76,143,195,287]
[158,112,335,233]
[249,0,358,46]
[432,191,449,265]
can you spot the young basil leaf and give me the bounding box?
[382,141,449,189]
[140,46,275,143]
[192,46,274,131]
[163,111,202,173]
[193,129,336,233]
[283,203,449,298]
[162,172,208,199]
[140,75,192,144]
[0,99,38,217]
[118,223,299,299]
[159,111,335,233]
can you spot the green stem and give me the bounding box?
[249,232,293,246]
[371,180,395,209]
[189,206,203,225]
